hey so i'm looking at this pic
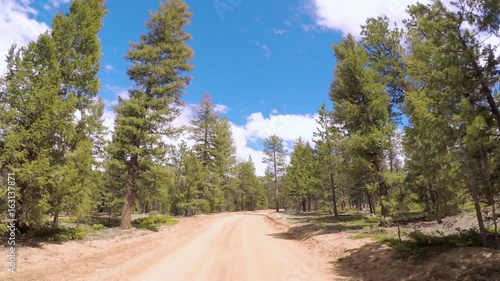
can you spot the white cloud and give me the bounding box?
[284,20,292,27]
[214,104,229,114]
[102,85,130,107]
[229,110,319,175]
[104,64,113,71]
[255,41,271,59]
[117,90,129,101]
[304,0,499,57]
[48,0,71,9]
[273,28,287,35]
[300,24,319,32]
[229,109,318,175]
[102,108,116,141]
[101,99,318,176]
[242,111,318,145]
[304,0,434,36]
[231,123,267,175]
[0,0,51,75]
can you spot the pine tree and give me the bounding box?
[360,16,407,122]
[191,92,219,168]
[1,36,72,228]
[213,117,237,211]
[263,135,286,212]
[405,0,500,244]
[50,0,107,224]
[235,157,264,211]
[314,104,342,216]
[108,0,194,229]
[170,142,207,216]
[189,93,221,209]
[190,93,236,211]
[329,34,393,217]
[0,0,106,228]
[286,138,317,212]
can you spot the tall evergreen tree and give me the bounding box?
[0,0,106,228]
[191,92,219,168]
[405,0,500,244]
[213,117,237,211]
[314,104,342,216]
[263,135,286,212]
[107,0,194,229]
[286,138,317,212]
[190,93,236,211]
[235,157,265,211]
[329,34,393,217]
[170,142,207,216]
[360,16,407,122]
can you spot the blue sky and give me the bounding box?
[1,0,445,174]
[96,0,342,125]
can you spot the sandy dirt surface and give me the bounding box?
[3,211,497,281]
[267,212,500,281]
[0,212,333,281]
[0,213,219,281]
[124,213,332,281]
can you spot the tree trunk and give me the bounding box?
[469,179,487,245]
[121,154,138,229]
[367,192,376,215]
[301,199,307,212]
[329,170,339,216]
[267,188,272,210]
[379,182,389,216]
[307,195,312,212]
[361,193,365,210]
[373,153,389,217]
[492,201,498,249]
[436,202,443,224]
[397,224,402,243]
[52,211,59,228]
[273,151,279,212]
[461,147,488,246]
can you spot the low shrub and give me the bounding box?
[26,225,89,242]
[388,229,485,260]
[0,223,9,234]
[47,227,88,242]
[91,224,105,230]
[133,215,178,232]
[366,215,393,226]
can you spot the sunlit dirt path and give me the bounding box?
[123,213,331,281]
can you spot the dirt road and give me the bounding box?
[110,213,331,281]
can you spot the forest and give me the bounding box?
[0,0,498,251]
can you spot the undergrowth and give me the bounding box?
[383,229,487,261]
[132,215,179,231]
[28,226,89,242]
